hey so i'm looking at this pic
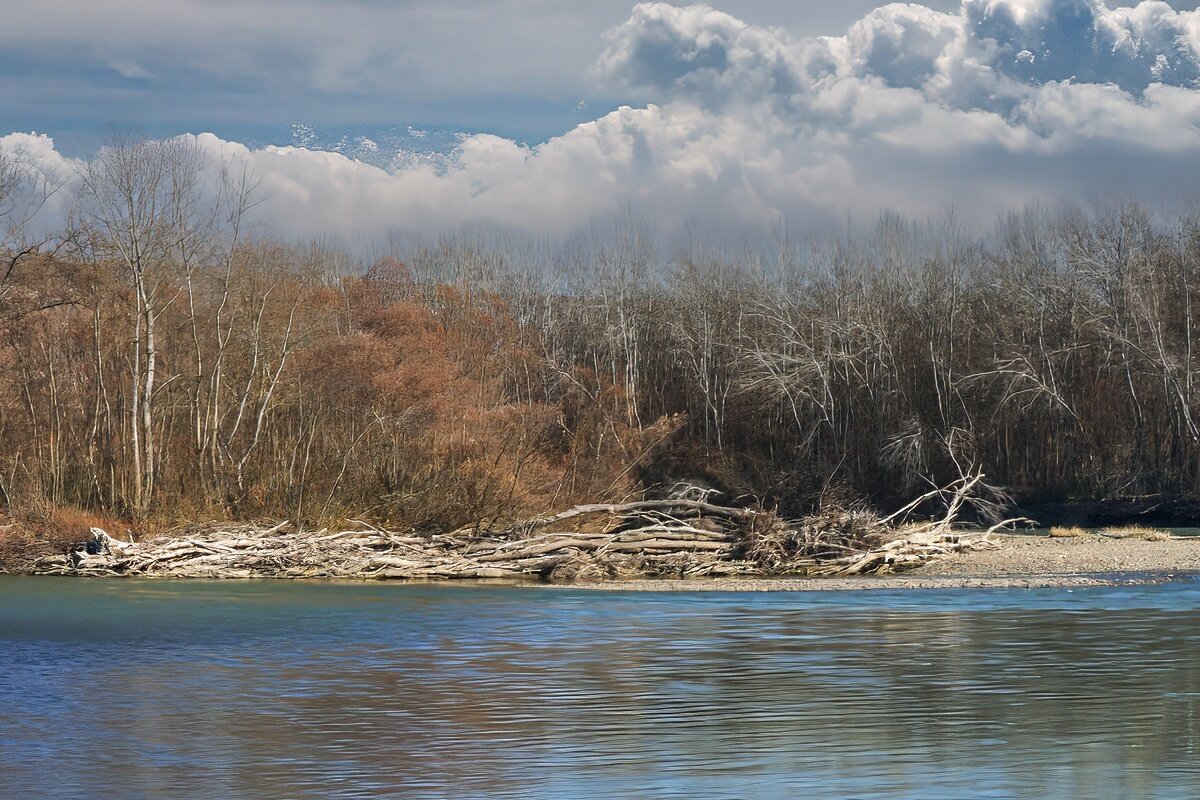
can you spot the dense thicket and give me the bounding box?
[4,140,1200,537]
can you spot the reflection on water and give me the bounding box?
[2,577,1199,799]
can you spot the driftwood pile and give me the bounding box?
[33,477,1006,582]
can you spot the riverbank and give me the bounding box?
[917,531,1200,576]
[547,533,1200,591]
[549,574,1186,591]
[10,522,1200,591]
[16,495,996,582]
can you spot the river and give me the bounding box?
[2,576,1199,798]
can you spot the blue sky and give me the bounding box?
[4,1,1200,242]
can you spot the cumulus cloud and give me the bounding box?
[0,132,82,238]
[592,3,805,107]
[598,0,1200,112]
[6,0,1200,245]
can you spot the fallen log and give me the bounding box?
[26,475,1016,580]
[28,479,1010,582]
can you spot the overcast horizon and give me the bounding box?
[5,0,1200,243]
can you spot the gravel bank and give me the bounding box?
[548,533,1200,592]
[918,533,1200,577]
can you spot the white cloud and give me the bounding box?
[5,1,1200,245]
[592,3,806,107]
[849,4,962,91]
[0,132,82,238]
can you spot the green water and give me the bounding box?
[2,576,1199,799]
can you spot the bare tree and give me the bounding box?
[76,137,211,516]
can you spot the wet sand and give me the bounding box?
[550,533,1200,592]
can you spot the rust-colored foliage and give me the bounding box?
[0,506,130,568]
[12,205,1200,550]
[303,271,580,530]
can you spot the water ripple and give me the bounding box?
[2,577,1200,799]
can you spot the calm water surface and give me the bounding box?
[2,577,1199,799]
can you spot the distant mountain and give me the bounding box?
[243,123,522,173]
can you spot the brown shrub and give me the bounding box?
[0,506,129,571]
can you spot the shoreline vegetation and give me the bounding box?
[8,139,1200,587]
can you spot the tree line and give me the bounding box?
[3,138,1200,536]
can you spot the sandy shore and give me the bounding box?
[548,533,1200,592]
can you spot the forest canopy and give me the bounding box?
[3,139,1200,546]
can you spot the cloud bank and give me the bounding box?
[6,0,1200,243]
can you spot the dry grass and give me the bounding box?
[0,520,27,570]
[1045,524,1174,541]
[0,506,132,572]
[1099,525,1174,541]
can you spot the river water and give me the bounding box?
[2,577,1199,799]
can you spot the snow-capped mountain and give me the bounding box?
[244,123,494,172]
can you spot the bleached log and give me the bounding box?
[40,476,998,581]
